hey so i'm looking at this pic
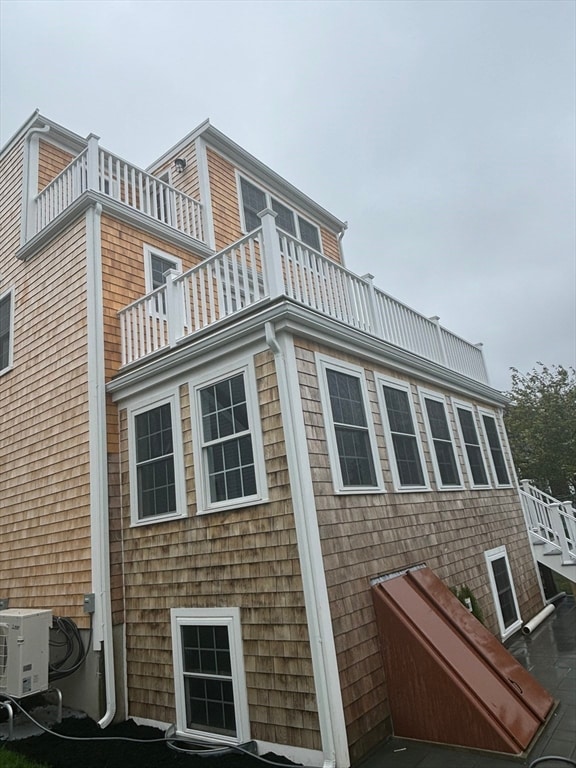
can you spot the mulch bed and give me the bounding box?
[3,716,298,768]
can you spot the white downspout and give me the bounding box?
[265,322,349,768]
[86,202,116,728]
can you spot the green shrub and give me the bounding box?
[450,584,485,624]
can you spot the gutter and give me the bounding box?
[265,321,349,768]
[86,202,116,728]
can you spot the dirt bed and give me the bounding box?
[3,716,297,768]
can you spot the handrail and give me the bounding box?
[520,481,576,564]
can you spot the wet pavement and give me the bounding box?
[356,595,576,768]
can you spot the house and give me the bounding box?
[0,112,557,766]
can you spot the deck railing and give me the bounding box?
[119,209,490,385]
[29,136,205,242]
[519,480,576,565]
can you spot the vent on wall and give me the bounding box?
[0,609,52,698]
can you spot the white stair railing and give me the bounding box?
[519,480,576,566]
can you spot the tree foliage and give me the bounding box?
[504,364,576,499]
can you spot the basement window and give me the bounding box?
[485,546,522,639]
[171,608,250,744]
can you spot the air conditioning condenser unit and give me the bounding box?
[0,608,52,697]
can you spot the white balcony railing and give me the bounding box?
[119,209,490,386]
[519,480,576,565]
[29,136,205,242]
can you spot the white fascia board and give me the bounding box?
[107,300,510,409]
[1,111,89,158]
[16,191,214,263]
[148,121,346,234]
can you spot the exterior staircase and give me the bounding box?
[519,480,576,587]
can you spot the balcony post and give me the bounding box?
[549,503,574,565]
[258,208,284,298]
[429,316,448,366]
[361,274,384,338]
[86,134,100,192]
[164,269,185,347]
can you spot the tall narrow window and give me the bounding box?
[380,380,427,490]
[200,373,257,505]
[485,546,521,638]
[240,177,266,232]
[0,290,13,373]
[422,394,461,488]
[318,359,381,491]
[456,405,489,487]
[171,608,250,744]
[481,413,510,486]
[135,402,176,519]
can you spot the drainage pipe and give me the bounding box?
[522,603,555,635]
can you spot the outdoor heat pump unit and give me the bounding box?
[0,608,52,698]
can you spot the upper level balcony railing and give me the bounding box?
[28,136,205,242]
[119,208,489,386]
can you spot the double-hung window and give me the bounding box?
[479,410,511,486]
[318,357,382,492]
[192,363,267,512]
[144,246,182,315]
[454,402,490,487]
[420,390,462,489]
[0,289,14,374]
[129,391,186,524]
[378,378,428,490]
[239,176,321,251]
[484,546,521,638]
[171,608,250,744]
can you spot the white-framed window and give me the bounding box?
[128,389,186,525]
[484,546,522,638]
[143,245,182,315]
[419,389,462,490]
[190,361,268,513]
[317,355,383,493]
[171,607,250,744]
[453,401,490,488]
[377,376,429,491]
[144,245,182,292]
[0,288,14,374]
[238,175,322,252]
[479,409,512,487]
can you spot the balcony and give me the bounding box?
[27,136,205,243]
[118,209,489,385]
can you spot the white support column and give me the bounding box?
[258,208,284,299]
[164,269,185,347]
[361,273,384,338]
[86,133,100,192]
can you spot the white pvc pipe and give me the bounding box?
[522,603,555,634]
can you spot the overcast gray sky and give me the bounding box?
[1,0,574,391]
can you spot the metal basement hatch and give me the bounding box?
[371,566,555,755]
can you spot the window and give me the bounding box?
[420,391,461,489]
[378,378,428,490]
[192,363,267,512]
[0,289,14,373]
[144,246,182,315]
[128,392,186,524]
[454,403,490,487]
[239,176,321,251]
[318,357,382,492]
[480,411,511,486]
[485,546,521,638]
[171,608,250,744]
